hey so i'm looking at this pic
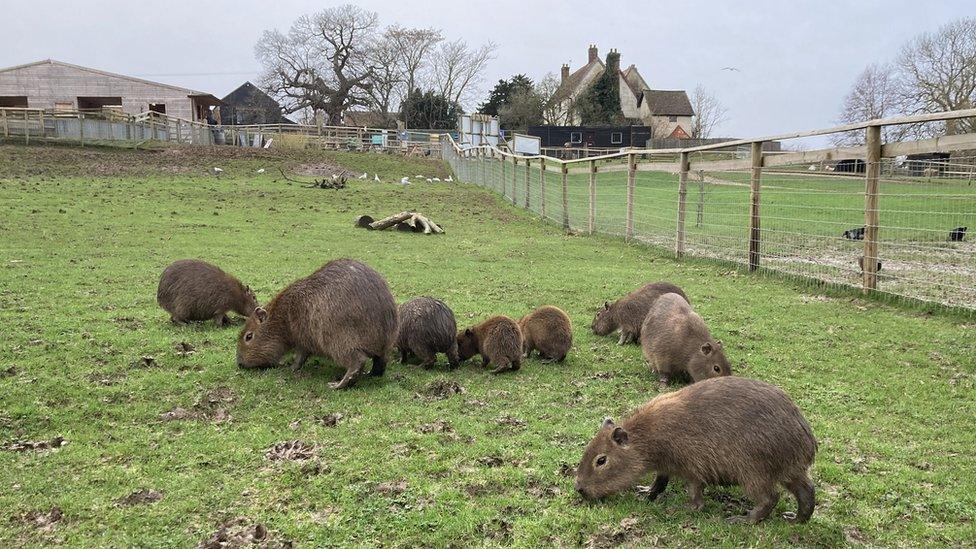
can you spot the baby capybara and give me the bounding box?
[156,259,258,326]
[575,376,817,524]
[397,297,460,369]
[592,282,689,345]
[236,259,397,390]
[456,316,523,374]
[640,293,730,385]
[518,305,572,362]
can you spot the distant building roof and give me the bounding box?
[219,81,293,125]
[643,89,694,117]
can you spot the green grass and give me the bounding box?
[1,143,975,546]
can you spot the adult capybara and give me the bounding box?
[236,259,397,390]
[518,305,572,362]
[456,316,523,374]
[397,297,460,368]
[640,293,730,385]
[592,282,689,345]
[157,259,258,326]
[575,376,817,524]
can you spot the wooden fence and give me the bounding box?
[444,109,976,311]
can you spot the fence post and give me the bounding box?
[501,153,507,196]
[78,112,84,147]
[588,159,596,234]
[38,111,44,142]
[2,109,7,138]
[862,125,882,292]
[511,155,518,203]
[561,163,570,230]
[626,153,636,240]
[176,119,183,144]
[696,169,705,227]
[676,151,690,256]
[524,157,531,208]
[540,158,547,218]
[748,141,764,271]
[24,110,29,146]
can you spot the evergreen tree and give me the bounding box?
[400,89,462,129]
[575,51,623,125]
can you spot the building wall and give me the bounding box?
[557,63,604,125]
[648,115,693,138]
[619,74,642,120]
[0,63,197,120]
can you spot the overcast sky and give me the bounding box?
[4,0,974,143]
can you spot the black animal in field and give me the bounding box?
[949,227,967,242]
[857,256,882,273]
[843,227,866,240]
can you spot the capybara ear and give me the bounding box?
[604,301,610,309]
[465,328,473,335]
[254,307,268,323]
[611,426,629,447]
[602,417,615,429]
[700,342,713,356]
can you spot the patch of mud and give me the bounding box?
[415,379,466,401]
[318,413,343,427]
[160,386,236,423]
[197,517,293,549]
[264,440,317,461]
[115,489,163,507]
[4,437,67,452]
[18,506,63,532]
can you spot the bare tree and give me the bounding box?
[689,84,728,139]
[255,5,379,124]
[430,39,498,106]
[897,17,976,134]
[535,72,569,125]
[365,31,405,123]
[832,63,909,146]
[386,26,443,96]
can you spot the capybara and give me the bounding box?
[592,282,689,345]
[518,305,572,362]
[456,316,523,374]
[640,293,730,385]
[236,259,397,390]
[397,297,460,368]
[156,259,258,327]
[857,256,882,273]
[575,376,817,524]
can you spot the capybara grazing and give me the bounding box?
[575,376,817,524]
[236,259,397,390]
[456,316,523,374]
[397,297,460,369]
[592,282,689,345]
[157,259,258,327]
[519,305,572,362]
[640,292,730,385]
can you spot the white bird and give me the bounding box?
[399,176,411,185]
[807,165,817,171]
[359,172,368,179]
[432,177,441,182]
[374,174,380,182]
[414,175,424,179]
[426,178,432,183]
[212,167,223,176]
[445,175,454,182]
[256,168,265,174]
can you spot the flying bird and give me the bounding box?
[721,67,740,72]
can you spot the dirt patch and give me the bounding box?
[197,517,293,549]
[417,420,454,434]
[4,437,67,452]
[495,415,526,428]
[415,379,466,401]
[160,386,236,423]
[173,341,196,356]
[557,462,577,477]
[318,413,344,427]
[115,489,163,507]
[265,440,317,461]
[586,517,644,549]
[374,480,408,496]
[294,162,358,179]
[17,506,63,532]
[112,316,144,330]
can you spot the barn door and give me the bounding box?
[584,131,595,147]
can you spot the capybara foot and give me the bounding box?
[782,512,799,523]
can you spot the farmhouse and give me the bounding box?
[0,59,221,122]
[218,81,294,125]
[552,45,693,139]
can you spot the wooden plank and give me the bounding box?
[626,153,636,239]
[862,125,882,292]
[881,131,976,157]
[676,151,689,256]
[588,160,596,234]
[540,158,547,218]
[688,157,752,172]
[762,145,867,168]
[561,164,569,230]
[635,162,681,173]
[749,142,764,271]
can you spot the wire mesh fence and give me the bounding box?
[443,111,976,312]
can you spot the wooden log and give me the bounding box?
[862,125,881,292]
[355,215,375,228]
[748,142,764,271]
[368,211,414,230]
[676,151,689,256]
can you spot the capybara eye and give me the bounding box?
[596,455,607,467]
[244,332,253,342]
[713,365,721,373]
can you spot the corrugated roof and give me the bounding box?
[643,89,694,116]
[0,59,213,97]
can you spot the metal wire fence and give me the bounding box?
[444,110,976,312]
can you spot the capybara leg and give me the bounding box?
[369,355,387,377]
[213,313,229,327]
[657,372,670,386]
[617,331,628,345]
[416,347,437,369]
[489,358,511,374]
[782,475,815,523]
[446,345,460,370]
[510,359,521,372]
[290,350,309,372]
[685,481,704,510]
[329,353,366,390]
[481,354,491,369]
[642,474,670,501]
[730,486,779,524]
[170,315,186,325]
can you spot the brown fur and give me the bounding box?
[575,377,817,524]
[156,259,258,326]
[236,259,397,390]
[456,316,523,374]
[397,297,460,369]
[640,293,731,385]
[591,282,689,345]
[518,305,572,362]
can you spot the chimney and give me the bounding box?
[588,44,598,63]
[561,64,570,83]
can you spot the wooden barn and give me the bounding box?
[0,59,221,121]
[218,82,294,125]
[527,125,653,148]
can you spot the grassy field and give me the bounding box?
[1,143,975,547]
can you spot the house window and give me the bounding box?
[570,131,582,144]
[610,132,623,144]
[0,96,28,108]
[668,115,677,122]
[148,103,166,114]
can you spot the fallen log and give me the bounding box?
[357,211,444,234]
[368,211,414,230]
